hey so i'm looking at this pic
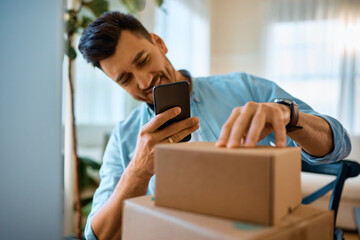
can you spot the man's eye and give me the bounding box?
[119,75,131,85]
[138,56,149,66]
[123,75,131,84]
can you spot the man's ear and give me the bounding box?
[150,33,168,54]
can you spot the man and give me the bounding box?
[78,11,351,240]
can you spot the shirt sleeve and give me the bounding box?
[84,123,124,240]
[244,73,352,164]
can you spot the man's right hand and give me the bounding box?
[128,106,199,180]
[91,107,199,240]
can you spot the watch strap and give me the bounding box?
[274,98,303,132]
[288,103,300,129]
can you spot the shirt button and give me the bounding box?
[195,98,200,102]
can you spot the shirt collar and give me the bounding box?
[179,69,197,103]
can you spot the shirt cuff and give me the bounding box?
[84,216,97,240]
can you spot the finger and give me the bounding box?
[155,117,199,141]
[162,123,200,143]
[227,105,256,148]
[143,107,181,133]
[216,108,240,147]
[272,110,287,147]
[244,110,266,147]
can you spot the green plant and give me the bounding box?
[78,156,101,231]
[63,0,164,238]
[64,0,164,60]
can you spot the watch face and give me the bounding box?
[274,98,297,106]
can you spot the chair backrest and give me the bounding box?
[301,135,360,239]
[302,160,360,224]
[348,135,360,162]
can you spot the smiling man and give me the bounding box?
[78,11,351,240]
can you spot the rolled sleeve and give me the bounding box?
[84,175,121,240]
[84,125,124,240]
[83,105,148,239]
[299,114,352,165]
[244,74,352,164]
[84,219,97,240]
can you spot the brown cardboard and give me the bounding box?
[122,195,334,240]
[155,142,302,225]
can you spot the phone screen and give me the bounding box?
[153,81,191,142]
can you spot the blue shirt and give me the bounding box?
[84,72,351,239]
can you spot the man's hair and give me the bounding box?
[78,11,151,68]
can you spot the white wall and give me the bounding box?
[0,1,63,239]
[210,0,265,76]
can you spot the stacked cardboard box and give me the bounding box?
[123,196,333,240]
[154,142,302,225]
[122,142,334,239]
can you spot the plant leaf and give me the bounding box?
[120,0,163,14]
[79,156,101,170]
[78,156,101,192]
[81,197,94,207]
[120,0,146,14]
[81,199,93,216]
[64,39,77,60]
[153,0,163,7]
[80,16,94,29]
[134,0,146,12]
[66,20,78,35]
[85,0,109,18]
[64,9,79,35]
[78,157,101,191]
[120,0,135,14]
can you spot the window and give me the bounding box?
[154,0,210,77]
[263,0,360,134]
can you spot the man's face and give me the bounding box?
[99,30,177,104]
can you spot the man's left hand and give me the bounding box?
[216,102,290,148]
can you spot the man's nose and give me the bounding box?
[136,72,153,89]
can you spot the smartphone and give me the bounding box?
[153,81,191,142]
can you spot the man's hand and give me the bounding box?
[216,102,290,148]
[91,107,199,240]
[128,106,199,179]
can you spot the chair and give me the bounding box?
[301,159,360,240]
[355,207,360,236]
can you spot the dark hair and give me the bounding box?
[78,11,151,68]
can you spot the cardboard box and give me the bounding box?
[155,142,301,225]
[122,196,334,240]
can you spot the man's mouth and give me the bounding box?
[144,74,165,95]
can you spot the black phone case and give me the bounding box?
[153,81,191,142]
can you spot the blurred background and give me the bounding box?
[71,0,359,234]
[1,0,359,239]
[73,0,360,167]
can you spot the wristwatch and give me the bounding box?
[273,98,303,132]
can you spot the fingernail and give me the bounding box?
[244,142,255,147]
[227,142,237,148]
[193,118,199,124]
[216,141,225,147]
[175,107,181,114]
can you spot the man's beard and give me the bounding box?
[141,56,177,104]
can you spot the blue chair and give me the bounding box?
[301,159,360,240]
